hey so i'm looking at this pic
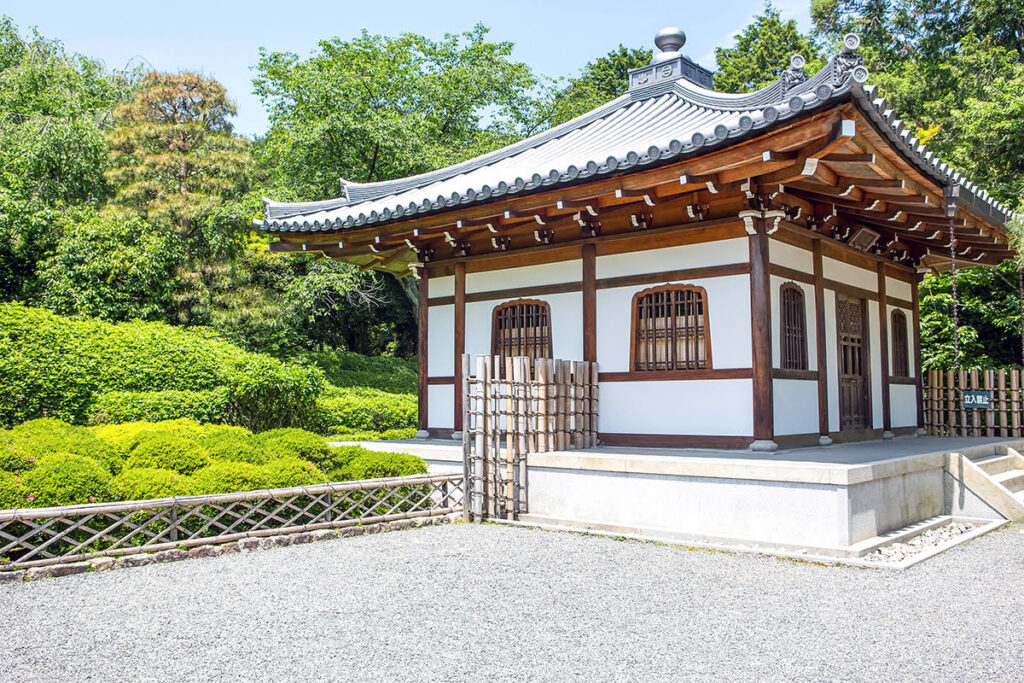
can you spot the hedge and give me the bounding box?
[125,433,211,475]
[0,303,326,431]
[318,386,416,432]
[110,467,189,501]
[298,350,417,394]
[89,389,230,425]
[21,453,112,507]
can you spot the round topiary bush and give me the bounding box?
[189,461,272,496]
[0,471,29,510]
[21,452,112,507]
[0,438,35,473]
[9,419,124,474]
[346,451,428,480]
[264,458,326,488]
[258,428,329,463]
[198,431,268,466]
[110,467,189,502]
[125,433,210,475]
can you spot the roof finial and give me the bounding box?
[652,27,686,64]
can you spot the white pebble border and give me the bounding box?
[862,521,978,565]
[0,513,460,584]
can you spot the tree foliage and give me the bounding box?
[715,3,823,93]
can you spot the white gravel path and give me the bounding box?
[2,522,1022,682]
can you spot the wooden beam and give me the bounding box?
[912,273,924,430]
[749,218,775,448]
[453,262,466,432]
[813,239,830,440]
[417,269,429,432]
[583,244,596,362]
[877,262,892,435]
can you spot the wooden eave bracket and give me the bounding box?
[679,173,720,194]
[739,209,786,236]
[614,188,656,207]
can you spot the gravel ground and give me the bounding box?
[2,523,1023,682]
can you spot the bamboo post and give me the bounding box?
[554,361,565,450]
[958,369,968,438]
[589,361,600,447]
[926,369,935,435]
[998,369,1008,437]
[946,369,956,437]
[472,355,487,522]
[985,369,995,437]
[1013,370,1021,437]
[572,362,583,448]
[580,361,591,447]
[536,358,549,453]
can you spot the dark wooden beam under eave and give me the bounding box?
[813,239,831,444]
[582,244,596,362]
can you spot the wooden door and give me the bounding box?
[836,296,870,431]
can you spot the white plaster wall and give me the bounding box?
[868,300,883,429]
[824,290,840,432]
[427,305,454,377]
[466,260,581,293]
[427,385,454,429]
[464,292,583,361]
[528,468,845,548]
[773,379,819,436]
[885,276,913,302]
[430,275,455,298]
[769,240,814,273]
[596,274,752,372]
[769,276,817,370]
[599,380,753,436]
[890,384,918,428]
[823,257,877,291]
[596,238,747,278]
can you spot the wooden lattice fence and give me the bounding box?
[462,355,599,522]
[0,473,464,570]
[924,369,1024,437]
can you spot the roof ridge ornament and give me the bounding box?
[628,26,713,91]
[780,54,808,95]
[831,34,869,86]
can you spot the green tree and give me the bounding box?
[105,71,251,261]
[544,45,651,127]
[252,24,537,199]
[0,16,133,301]
[715,3,823,93]
[38,210,182,322]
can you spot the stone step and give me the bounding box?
[976,454,1019,477]
[993,469,1024,494]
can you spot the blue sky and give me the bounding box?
[4,1,811,137]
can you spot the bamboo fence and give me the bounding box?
[462,355,599,522]
[0,473,464,570]
[924,368,1024,438]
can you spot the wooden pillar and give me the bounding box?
[454,261,466,433]
[745,211,777,451]
[417,267,429,433]
[912,272,924,431]
[582,244,596,362]
[812,239,831,444]
[877,261,892,437]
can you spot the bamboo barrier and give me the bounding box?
[463,355,599,521]
[924,368,1024,437]
[0,473,465,570]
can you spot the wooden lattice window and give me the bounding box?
[491,299,552,359]
[780,283,808,370]
[630,285,711,372]
[892,310,909,377]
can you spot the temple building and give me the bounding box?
[257,29,1014,453]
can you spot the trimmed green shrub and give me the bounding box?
[90,419,205,453]
[22,453,112,506]
[318,386,416,432]
[125,433,210,475]
[0,303,326,430]
[327,428,417,442]
[0,439,35,473]
[9,418,124,474]
[298,350,417,393]
[199,431,268,465]
[258,428,329,462]
[110,467,189,502]
[325,446,427,481]
[189,461,271,495]
[88,389,229,425]
[264,458,326,488]
[0,471,29,510]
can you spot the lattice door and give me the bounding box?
[837,296,870,430]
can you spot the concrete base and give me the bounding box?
[415,430,430,439]
[749,439,778,452]
[883,430,895,440]
[450,431,463,442]
[818,435,833,447]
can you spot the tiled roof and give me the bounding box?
[259,34,1012,234]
